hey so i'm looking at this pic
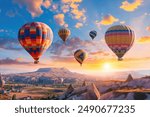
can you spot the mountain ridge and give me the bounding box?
[2,67,93,85]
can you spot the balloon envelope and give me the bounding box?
[105,25,135,61]
[89,30,97,40]
[74,49,87,66]
[58,28,70,42]
[18,22,53,64]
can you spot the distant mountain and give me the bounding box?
[36,67,70,73]
[98,69,150,80]
[2,67,93,84]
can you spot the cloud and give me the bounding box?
[75,22,83,28]
[138,36,150,43]
[54,14,65,26]
[71,7,86,21]
[0,57,48,66]
[0,58,28,65]
[13,0,52,17]
[61,0,82,4]
[54,13,68,27]
[146,26,150,31]
[120,0,143,12]
[144,12,150,16]
[49,37,110,62]
[0,29,8,33]
[49,55,74,62]
[42,0,52,8]
[50,4,58,11]
[50,37,95,56]
[61,4,70,13]
[49,38,113,63]
[70,2,79,9]
[15,57,24,62]
[61,0,86,22]
[130,14,147,38]
[13,0,86,23]
[0,36,22,50]
[120,21,125,24]
[96,15,119,26]
[90,51,110,57]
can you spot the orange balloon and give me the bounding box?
[18,22,53,64]
[58,28,70,43]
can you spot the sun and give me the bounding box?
[103,63,112,72]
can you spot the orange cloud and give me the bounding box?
[75,22,83,28]
[61,0,86,22]
[71,8,86,21]
[15,57,24,62]
[120,0,143,12]
[42,0,52,8]
[13,0,86,21]
[13,0,43,17]
[146,26,150,31]
[70,2,79,9]
[61,0,82,3]
[96,15,119,26]
[54,14,68,27]
[13,0,52,17]
[138,36,150,43]
[61,5,70,13]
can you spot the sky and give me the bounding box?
[0,0,150,75]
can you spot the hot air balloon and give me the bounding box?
[58,28,70,43]
[18,22,53,64]
[105,25,135,61]
[89,30,97,40]
[74,49,88,66]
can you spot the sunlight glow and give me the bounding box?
[103,63,112,72]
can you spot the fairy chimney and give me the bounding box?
[82,81,86,87]
[126,74,133,82]
[86,83,101,100]
[0,74,5,88]
[66,84,74,94]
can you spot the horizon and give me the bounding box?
[1,66,150,79]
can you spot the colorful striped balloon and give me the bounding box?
[58,28,70,43]
[18,22,53,64]
[105,25,135,61]
[74,49,88,66]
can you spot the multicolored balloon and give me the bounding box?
[105,25,135,61]
[89,30,97,40]
[18,22,53,64]
[74,49,88,66]
[58,28,70,43]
